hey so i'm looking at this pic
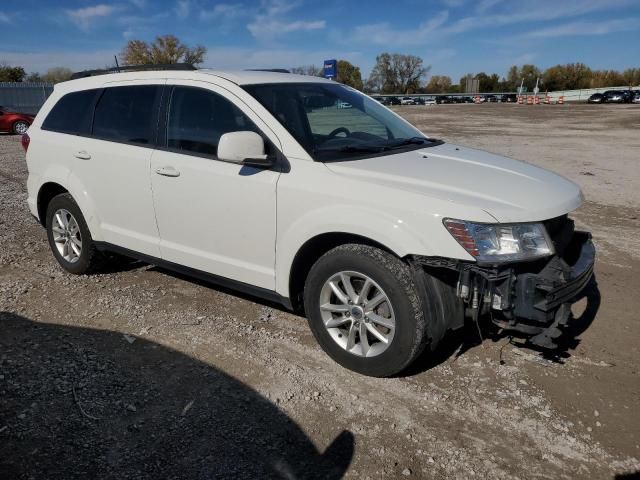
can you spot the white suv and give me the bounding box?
[24,67,595,377]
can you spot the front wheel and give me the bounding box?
[304,244,430,377]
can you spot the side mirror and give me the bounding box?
[217,131,274,168]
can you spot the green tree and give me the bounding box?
[506,64,541,91]
[26,72,43,82]
[0,63,26,82]
[336,60,363,90]
[425,75,452,93]
[120,35,206,65]
[42,67,74,84]
[475,72,500,92]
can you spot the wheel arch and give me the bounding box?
[286,232,399,313]
[37,182,68,227]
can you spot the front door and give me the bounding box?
[150,83,281,290]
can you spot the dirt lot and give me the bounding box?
[1,104,639,479]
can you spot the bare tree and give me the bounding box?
[368,53,430,94]
[290,65,323,76]
[42,67,74,84]
[425,75,452,93]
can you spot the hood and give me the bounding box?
[324,143,583,223]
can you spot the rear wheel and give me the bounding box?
[46,193,105,274]
[12,120,29,135]
[304,244,430,377]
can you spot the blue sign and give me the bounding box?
[323,59,337,79]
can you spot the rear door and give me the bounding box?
[72,80,164,257]
[149,81,281,290]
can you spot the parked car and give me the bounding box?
[24,67,595,377]
[400,97,415,105]
[0,106,34,134]
[587,93,605,104]
[603,90,632,103]
[500,94,518,103]
[422,97,437,106]
[385,96,401,106]
[436,96,453,104]
[632,91,640,104]
[484,95,499,103]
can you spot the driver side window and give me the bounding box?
[167,86,256,157]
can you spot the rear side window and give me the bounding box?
[92,85,160,145]
[42,89,100,135]
[166,86,256,157]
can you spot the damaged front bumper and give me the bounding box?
[414,219,596,349]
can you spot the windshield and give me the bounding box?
[244,82,442,162]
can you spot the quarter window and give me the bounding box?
[166,87,256,156]
[42,89,100,135]
[92,85,160,144]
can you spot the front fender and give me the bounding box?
[275,204,441,297]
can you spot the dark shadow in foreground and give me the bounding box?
[0,312,353,480]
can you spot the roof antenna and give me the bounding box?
[114,55,121,73]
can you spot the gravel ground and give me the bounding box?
[1,103,639,479]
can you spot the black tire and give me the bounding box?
[12,120,29,135]
[304,244,456,377]
[45,193,105,275]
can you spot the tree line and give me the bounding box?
[292,59,639,94]
[2,34,638,94]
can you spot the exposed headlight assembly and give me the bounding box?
[444,219,554,263]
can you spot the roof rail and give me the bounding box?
[70,63,197,80]
[245,68,291,74]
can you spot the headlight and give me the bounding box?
[444,219,554,263]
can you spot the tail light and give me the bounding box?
[21,133,30,152]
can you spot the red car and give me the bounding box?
[0,106,34,135]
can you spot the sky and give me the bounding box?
[0,0,638,80]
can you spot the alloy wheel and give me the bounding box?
[319,271,395,357]
[51,209,83,263]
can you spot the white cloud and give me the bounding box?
[0,12,10,23]
[248,19,325,38]
[176,0,190,19]
[129,0,146,7]
[349,11,449,46]
[446,0,635,34]
[247,0,325,39]
[66,4,115,30]
[523,18,640,38]
[200,3,247,21]
[202,46,363,71]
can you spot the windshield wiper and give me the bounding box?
[315,144,387,154]
[383,137,440,149]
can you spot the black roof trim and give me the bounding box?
[245,69,291,74]
[70,63,197,80]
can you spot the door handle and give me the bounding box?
[74,150,91,160]
[155,166,181,177]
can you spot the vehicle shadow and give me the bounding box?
[0,311,354,480]
[98,257,602,374]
